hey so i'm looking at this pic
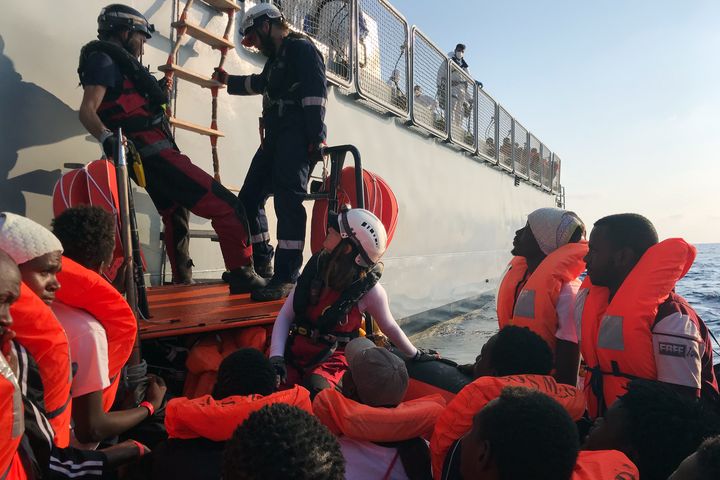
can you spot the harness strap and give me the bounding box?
[382,451,401,480]
[138,139,173,157]
[45,393,72,420]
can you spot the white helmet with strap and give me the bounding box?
[337,208,388,267]
[240,3,283,36]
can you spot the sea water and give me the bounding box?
[409,243,720,364]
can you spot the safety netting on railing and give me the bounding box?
[448,62,476,152]
[409,27,447,137]
[513,120,529,179]
[278,0,353,86]
[541,144,552,190]
[498,106,513,171]
[528,133,542,185]
[356,0,409,116]
[552,154,561,193]
[477,89,497,163]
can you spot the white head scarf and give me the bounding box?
[527,208,585,255]
[0,212,63,265]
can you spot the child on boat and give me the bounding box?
[268,208,436,397]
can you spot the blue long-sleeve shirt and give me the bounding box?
[228,34,327,144]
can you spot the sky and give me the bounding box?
[390,0,720,243]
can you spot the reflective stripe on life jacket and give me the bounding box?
[497,242,587,350]
[11,284,71,447]
[572,450,638,480]
[54,257,137,411]
[0,354,24,477]
[313,388,445,442]
[430,374,585,480]
[165,384,312,441]
[577,238,695,418]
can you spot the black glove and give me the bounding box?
[412,348,440,363]
[101,133,120,159]
[213,67,229,85]
[307,142,326,163]
[269,356,287,384]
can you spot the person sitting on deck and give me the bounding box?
[578,213,719,418]
[155,348,312,480]
[669,435,720,480]
[223,403,345,480]
[268,208,436,398]
[583,379,720,480]
[496,207,587,386]
[51,206,166,448]
[433,326,587,479]
[314,338,446,480]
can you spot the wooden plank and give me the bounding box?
[140,284,283,339]
[172,20,235,49]
[158,64,223,89]
[201,0,241,11]
[169,117,224,137]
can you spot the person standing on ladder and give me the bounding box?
[214,3,328,302]
[77,4,266,294]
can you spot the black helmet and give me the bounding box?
[98,4,155,38]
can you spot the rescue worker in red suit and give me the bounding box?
[268,208,437,397]
[77,4,265,293]
[214,4,329,301]
[578,213,719,418]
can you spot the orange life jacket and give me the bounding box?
[313,388,446,442]
[577,238,695,418]
[0,354,23,477]
[165,384,312,441]
[572,450,639,480]
[182,327,269,399]
[430,374,585,480]
[11,284,72,447]
[497,242,588,350]
[3,453,28,480]
[54,256,137,411]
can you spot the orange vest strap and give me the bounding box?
[313,389,446,442]
[165,385,312,441]
[430,374,585,480]
[11,284,72,447]
[572,450,639,480]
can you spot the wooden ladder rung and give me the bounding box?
[159,64,224,89]
[201,0,241,11]
[172,20,235,49]
[169,117,225,137]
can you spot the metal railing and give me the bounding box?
[244,0,563,195]
[541,144,552,191]
[409,27,447,138]
[355,0,409,116]
[476,89,498,164]
[277,0,354,87]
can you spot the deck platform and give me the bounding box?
[139,283,283,339]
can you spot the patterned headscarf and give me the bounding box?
[527,208,585,255]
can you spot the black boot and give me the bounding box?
[227,266,268,294]
[254,262,274,279]
[250,277,295,302]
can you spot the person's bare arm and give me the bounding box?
[79,85,110,140]
[71,375,166,444]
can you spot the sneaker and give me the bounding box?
[227,266,268,294]
[251,278,295,302]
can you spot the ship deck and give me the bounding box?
[138,283,283,339]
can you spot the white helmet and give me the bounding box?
[337,208,388,267]
[240,3,282,36]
